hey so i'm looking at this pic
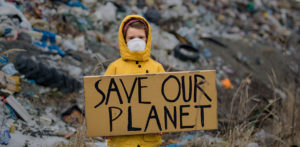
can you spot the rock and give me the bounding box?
[74,35,85,51]
[39,116,52,126]
[255,129,266,139]
[247,142,259,147]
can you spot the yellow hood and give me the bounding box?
[118,15,151,62]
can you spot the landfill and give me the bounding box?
[0,0,299,146]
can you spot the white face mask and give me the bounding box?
[127,38,146,52]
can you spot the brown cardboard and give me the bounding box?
[84,70,217,137]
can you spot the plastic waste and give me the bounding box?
[177,27,201,49]
[93,2,117,23]
[151,25,179,51]
[167,144,182,147]
[62,40,78,51]
[67,0,87,10]
[1,63,18,76]
[221,78,233,89]
[0,129,11,145]
[74,35,85,51]
[0,56,8,64]
[203,48,212,58]
[33,29,66,56]
[0,0,31,30]
[144,8,161,25]
[174,44,200,62]
[14,56,81,93]
[17,32,32,43]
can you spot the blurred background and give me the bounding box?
[0,0,299,146]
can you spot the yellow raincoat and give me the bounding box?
[105,15,164,147]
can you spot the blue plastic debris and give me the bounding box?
[236,52,248,62]
[203,48,212,58]
[67,1,87,10]
[0,129,11,145]
[241,56,247,62]
[182,134,195,140]
[167,144,182,147]
[48,44,66,56]
[5,104,17,120]
[27,79,36,84]
[33,29,66,56]
[1,96,17,120]
[77,18,87,24]
[4,28,12,35]
[1,63,18,76]
[0,56,8,64]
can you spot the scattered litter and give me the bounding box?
[174,44,200,62]
[5,95,33,124]
[61,105,84,126]
[1,63,18,76]
[221,78,234,89]
[0,129,11,145]
[0,0,298,146]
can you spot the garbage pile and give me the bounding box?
[0,0,299,146]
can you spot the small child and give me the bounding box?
[105,15,164,147]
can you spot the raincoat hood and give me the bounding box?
[118,15,151,62]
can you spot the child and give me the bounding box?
[105,15,165,147]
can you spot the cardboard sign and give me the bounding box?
[84,70,217,137]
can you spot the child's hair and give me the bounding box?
[123,19,148,39]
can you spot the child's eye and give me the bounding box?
[128,37,133,40]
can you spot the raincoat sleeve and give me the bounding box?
[157,63,165,73]
[104,63,116,75]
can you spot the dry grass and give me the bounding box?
[222,71,299,147]
[53,118,104,147]
[225,76,260,147]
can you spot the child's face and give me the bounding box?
[125,27,146,43]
